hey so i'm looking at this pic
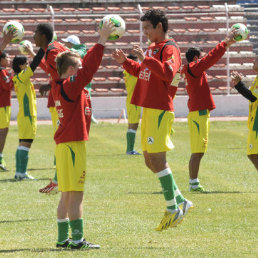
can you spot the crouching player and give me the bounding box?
[53,21,114,249]
[12,47,45,180]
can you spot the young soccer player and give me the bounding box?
[181,30,237,192]
[231,57,258,170]
[0,51,12,171]
[124,54,141,155]
[112,9,192,231]
[53,21,114,249]
[12,47,45,180]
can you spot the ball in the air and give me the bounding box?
[18,40,33,55]
[231,23,249,42]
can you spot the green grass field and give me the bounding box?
[0,121,257,257]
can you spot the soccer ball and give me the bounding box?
[3,21,24,43]
[231,23,249,42]
[99,15,126,40]
[18,40,33,55]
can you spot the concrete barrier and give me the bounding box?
[10,94,249,120]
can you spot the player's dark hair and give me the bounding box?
[185,47,203,62]
[127,54,138,61]
[0,51,7,61]
[141,9,168,33]
[36,23,54,43]
[12,55,27,74]
[56,50,81,76]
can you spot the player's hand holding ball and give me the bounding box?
[98,20,116,46]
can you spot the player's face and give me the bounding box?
[70,59,82,76]
[142,21,159,43]
[0,54,10,67]
[33,29,43,47]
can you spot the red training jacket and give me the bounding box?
[181,41,228,112]
[51,43,104,144]
[123,38,181,111]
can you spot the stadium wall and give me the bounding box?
[11,95,249,120]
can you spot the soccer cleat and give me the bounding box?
[14,173,34,180]
[155,209,184,231]
[39,180,58,194]
[0,160,7,171]
[56,239,71,248]
[189,185,206,193]
[181,199,194,216]
[69,239,100,250]
[126,150,141,155]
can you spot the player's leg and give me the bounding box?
[56,192,71,248]
[247,128,258,170]
[248,154,258,170]
[56,141,99,249]
[39,107,59,193]
[188,110,209,192]
[126,104,141,155]
[14,116,36,180]
[0,106,11,171]
[15,140,34,180]
[142,108,189,230]
[0,128,8,171]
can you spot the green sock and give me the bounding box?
[19,147,29,174]
[126,130,136,152]
[53,170,58,184]
[173,182,184,205]
[15,149,21,172]
[54,155,56,166]
[70,218,83,242]
[157,168,178,211]
[57,218,69,243]
[0,153,3,163]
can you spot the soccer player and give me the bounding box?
[61,35,98,124]
[0,30,15,171]
[124,54,141,155]
[231,57,258,170]
[12,47,45,180]
[53,21,114,249]
[28,23,68,193]
[112,9,192,231]
[181,30,237,192]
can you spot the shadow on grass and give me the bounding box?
[0,248,72,253]
[127,191,258,194]
[0,177,50,183]
[28,167,55,171]
[0,218,49,224]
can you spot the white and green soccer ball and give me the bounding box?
[3,20,24,43]
[231,23,249,42]
[99,14,126,40]
[18,40,33,55]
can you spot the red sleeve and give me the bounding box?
[143,45,181,83]
[39,58,49,74]
[122,58,141,77]
[0,69,13,91]
[190,41,227,77]
[63,43,105,100]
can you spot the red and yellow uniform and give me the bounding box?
[181,41,228,153]
[247,76,258,155]
[51,43,104,191]
[0,67,13,128]
[123,39,181,153]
